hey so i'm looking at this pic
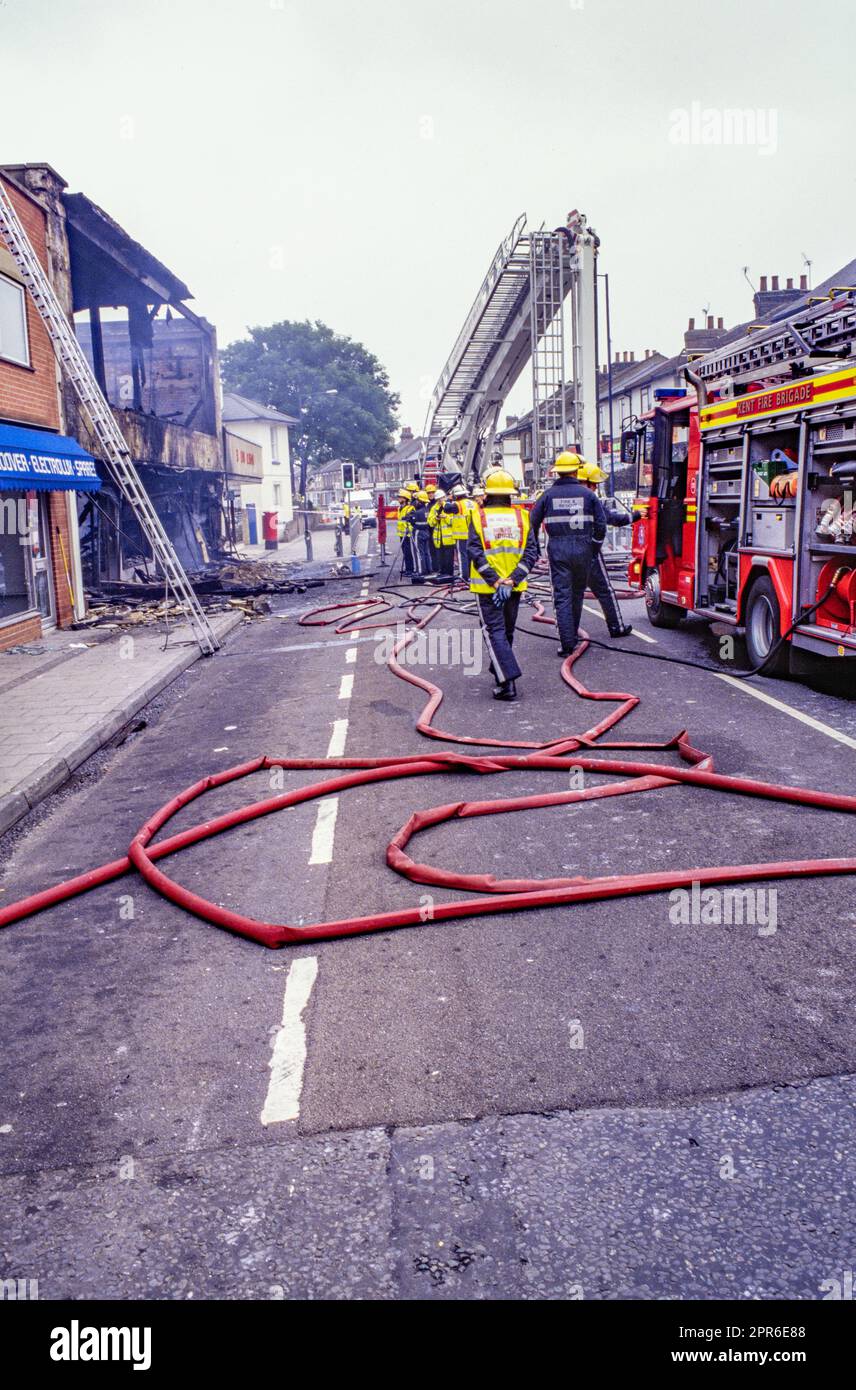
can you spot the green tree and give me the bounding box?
[220,320,399,481]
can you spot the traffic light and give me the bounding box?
[341,462,356,490]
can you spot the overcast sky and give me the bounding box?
[3,0,854,433]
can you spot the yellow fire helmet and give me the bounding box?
[483,468,518,495]
[403,480,419,491]
[416,490,430,502]
[553,451,582,474]
[578,461,608,484]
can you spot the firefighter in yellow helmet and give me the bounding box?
[529,451,607,656]
[449,483,472,579]
[410,489,433,574]
[467,468,538,701]
[577,462,633,638]
[396,488,417,577]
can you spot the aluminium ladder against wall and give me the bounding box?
[0,180,219,655]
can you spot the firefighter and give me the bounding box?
[410,490,433,574]
[426,488,448,580]
[529,451,607,656]
[424,483,440,572]
[397,488,417,577]
[431,488,458,581]
[577,461,633,638]
[450,484,471,579]
[467,468,538,701]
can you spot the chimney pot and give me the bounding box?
[706,315,714,329]
[760,276,768,292]
[688,317,695,330]
[800,274,808,291]
[717,317,724,329]
[771,275,779,291]
[786,277,793,290]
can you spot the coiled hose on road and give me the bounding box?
[1,576,855,947]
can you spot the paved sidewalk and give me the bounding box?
[0,610,242,834]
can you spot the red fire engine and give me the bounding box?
[625,294,856,675]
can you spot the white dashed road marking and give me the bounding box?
[338,673,354,700]
[260,956,318,1125]
[309,797,339,864]
[326,719,349,758]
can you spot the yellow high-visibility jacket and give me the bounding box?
[450,499,471,541]
[428,500,458,547]
[467,503,536,593]
[397,502,413,539]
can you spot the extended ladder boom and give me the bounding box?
[0,180,219,655]
[422,212,600,484]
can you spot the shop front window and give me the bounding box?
[0,489,33,619]
[0,490,53,624]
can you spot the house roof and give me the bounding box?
[381,433,425,465]
[221,391,298,425]
[754,257,856,325]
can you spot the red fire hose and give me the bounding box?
[2,583,856,947]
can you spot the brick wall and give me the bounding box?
[1,175,76,640]
[0,177,61,430]
[0,613,42,652]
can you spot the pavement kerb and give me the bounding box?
[0,610,243,834]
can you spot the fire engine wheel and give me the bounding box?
[644,570,685,628]
[744,575,791,676]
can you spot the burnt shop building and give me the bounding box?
[0,427,100,648]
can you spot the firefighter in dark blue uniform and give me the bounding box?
[577,461,633,638]
[529,452,607,656]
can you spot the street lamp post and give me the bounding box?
[296,389,338,562]
[599,272,616,498]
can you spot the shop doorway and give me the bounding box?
[0,489,55,628]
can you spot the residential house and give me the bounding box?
[221,391,297,543]
[364,426,424,494]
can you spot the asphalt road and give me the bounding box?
[1,543,854,1300]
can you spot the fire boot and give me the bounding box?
[492,679,517,701]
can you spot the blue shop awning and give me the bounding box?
[0,424,101,493]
